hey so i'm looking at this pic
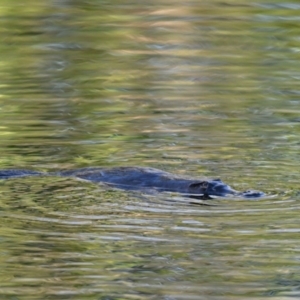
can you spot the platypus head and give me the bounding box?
[188,179,265,199]
[188,179,237,199]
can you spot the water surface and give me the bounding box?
[0,0,300,299]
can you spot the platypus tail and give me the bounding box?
[0,169,43,179]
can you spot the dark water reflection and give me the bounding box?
[1,0,300,299]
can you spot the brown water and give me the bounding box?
[0,0,300,299]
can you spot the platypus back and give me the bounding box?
[0,167,265,198]
[0,169,43,179]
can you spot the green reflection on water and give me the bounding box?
[0,0,300,299]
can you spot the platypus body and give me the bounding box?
[0,167,264,199]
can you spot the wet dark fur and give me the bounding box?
[0,167,264,199]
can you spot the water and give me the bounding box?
[0,0,300,299]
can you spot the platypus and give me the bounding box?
[0,167,264,199]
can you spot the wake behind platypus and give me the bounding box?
[0,167,264,199]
